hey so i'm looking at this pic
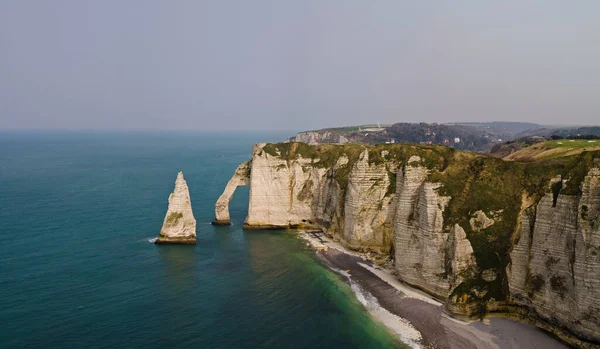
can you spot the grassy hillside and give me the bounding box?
[504,139,600,161]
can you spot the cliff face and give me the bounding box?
[157,172,196,244]
[244,143,329,229]
[242,143,403,253]
[340,150,397,252]
[395,160,452,299]
[574,168,600,343]
[215,142,600,346]
[507,167,600,345]
[393,159,478,307]
[287,131,349,145]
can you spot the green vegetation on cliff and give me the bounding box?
[429,149,600,307]
[262,141,600,311]
[165,211,183,225]
[262,142,456,195]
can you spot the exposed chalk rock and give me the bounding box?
[394,162,454,299]
[214,141,600,346]
[507,168,600,344]
[218,143,400,252]
[341,150,397,253]
[507,206,536,301]
[469,210,496,232]
[312,176,343,236]
[156,172,196,244]
[447,224,478,287]
[573,167,600,342]
[288,131,349,145]
[213,161,250,225]
[481,269,497,282]
[244,144,327,229]
[336,156,349,167]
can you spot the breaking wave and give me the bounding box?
[329,267,423,349]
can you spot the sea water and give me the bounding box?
[0,131,407,348]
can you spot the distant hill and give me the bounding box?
[516,126,600,139]
[287,121,543,152]
[452,121,542,135]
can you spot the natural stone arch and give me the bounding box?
[212,161,251,225]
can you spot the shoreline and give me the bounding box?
[299,231,569,349]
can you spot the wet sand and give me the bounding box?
[301,231,569,349]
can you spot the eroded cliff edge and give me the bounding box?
[215,142,600,347]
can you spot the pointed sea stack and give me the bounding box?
[156,172,196,244]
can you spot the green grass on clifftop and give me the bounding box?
[505,139,600,161]
[261,142,457,194]
[430,149,600,307]
[262,141,600,311]
[544,139,600,149]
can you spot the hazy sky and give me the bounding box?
[1,1,599,130]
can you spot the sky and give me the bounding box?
[1,1,599,131]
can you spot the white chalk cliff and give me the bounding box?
[287,131,349,145]
[156,172,196,244]
[215,142,600,347]
[507,168,600,347]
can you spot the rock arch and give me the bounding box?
[212,161,251,225]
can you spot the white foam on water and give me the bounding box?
[329,267,423,348]
[147,237,158,243]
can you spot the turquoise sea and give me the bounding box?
[0,131,406,348]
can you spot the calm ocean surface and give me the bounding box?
[0,131,405,348]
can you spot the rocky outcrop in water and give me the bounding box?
[156,172,196,244]
[215,142,600,347]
